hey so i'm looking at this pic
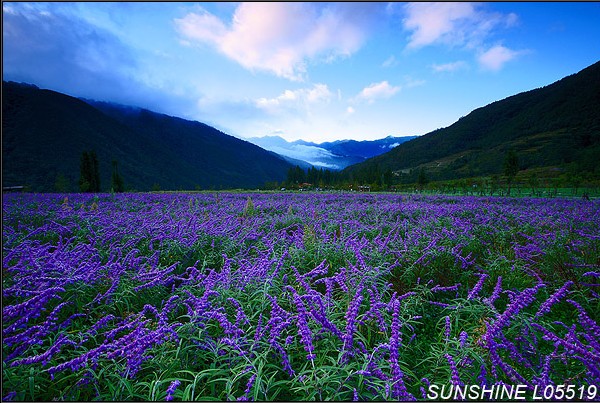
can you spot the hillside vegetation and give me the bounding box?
[4,60,599,193]
[2,82,292,192]
[343,61,600,185]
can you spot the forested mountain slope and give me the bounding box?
[2,82,292,191]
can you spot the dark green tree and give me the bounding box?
[503,149,519,196]
[54,172,70,193]
[417,167,428,190]
[111,160,125,192]
[383,169,393,190]
[286,165,306,187]
[90,150,101,192]
[79,151,92,192]
[490,174,500,196]
[79,150,101,192]
[526,171,539,197]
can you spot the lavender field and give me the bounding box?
[2,192,599,401]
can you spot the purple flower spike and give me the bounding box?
[289,289,315,362]
[444,316,451,341]
[388,298,415,400]
[535,281,573,318]
[459,331,468,348]
[165,379,180,401]
[238,374,257,401]
[343,281,365,357]
[487,284,544,337]
[2,391,17,401]
[477,364,488,386]
[483,276,502,306]
[467,273,488,300]
[445,353,463,386]
[567,299,600,340]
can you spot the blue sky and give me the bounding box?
[3,2,600,143]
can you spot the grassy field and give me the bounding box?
[2,192,599,401]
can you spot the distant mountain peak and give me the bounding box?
[246,134,417,170]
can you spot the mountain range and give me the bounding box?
[2,82,417,192]
[2,82,293,192]
[344,60,600,183]
[3,60,599,192]
[246,135,417,170]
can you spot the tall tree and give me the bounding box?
[89,150,101,192]
[417,167,429,190]
[55,172,70,192]
[503,149,519,196]
[111,159,125,192]
[79,151,92,192]
[383,169,393,189]
[79,150,101,192]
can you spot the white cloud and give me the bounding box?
[477,45,521,71]
[431,60,468,73]
[354,81,401,103]
[175,3,378,81]
[174,9,227,44]
[402,3,520,50]
[401,3,525,72]
[305,84,332,103]
[403,2,477,49]
[255,84,333,114]
[346,106,356,115]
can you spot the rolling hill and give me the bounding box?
[2,82,293,192]
[343,60,600,183]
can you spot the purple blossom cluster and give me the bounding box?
[2,192,599,400]
[165,379,180,401]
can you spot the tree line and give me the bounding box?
[274,149,595,197]
[78,150,125,193]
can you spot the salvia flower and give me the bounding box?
[477,364,488,386]
[388,298,414,400]
[534,281,573,318]
[343,281,365,356]
[237,374,257,401]
[567,299,600,340]
[428,301,457,309]
[445,353,463,386]
[165,379,180,401]
[459,331,469,348]
[532,324,600,364]
[2,392,17,401]
[483,276,503,306]
[444,316,452,341]
[467,273,489,300]
[431,283,461,296]
[487,284,544,337]
[286,288,315,361]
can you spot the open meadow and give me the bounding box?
[2,192,599,401]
